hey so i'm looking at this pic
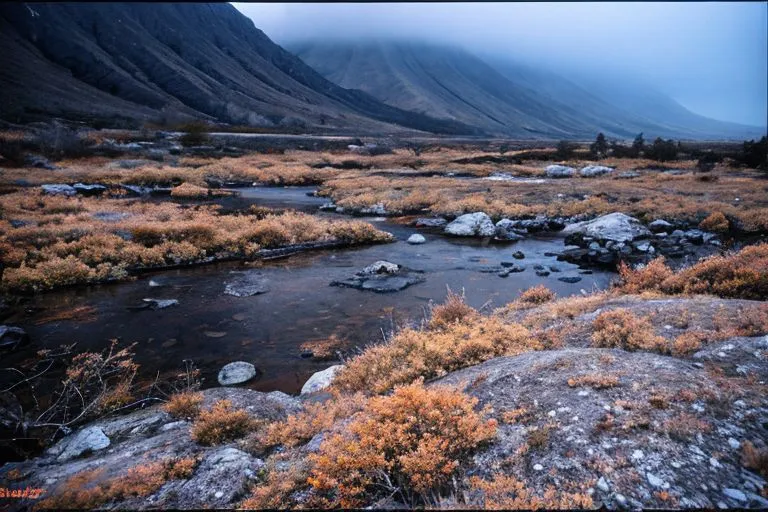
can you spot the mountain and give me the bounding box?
[292,39,764,140]
[0,3,477,135]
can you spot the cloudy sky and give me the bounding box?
[233,2,767,127]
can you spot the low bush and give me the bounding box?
[699,211,729,233]
[307,381,497,507]
[428,289,479,329]
[163,391,204,419]
[191,399,255,445]
[469,474,593,509]
[591,309,668,353]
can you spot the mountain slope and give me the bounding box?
[292,39,764,140]
[0,3,477,135]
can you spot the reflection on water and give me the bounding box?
[4,187,616,394]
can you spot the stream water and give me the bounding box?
[4,187,616,394]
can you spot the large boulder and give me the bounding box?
[444,212,496,237]
[217,361,257,386]
[545,165,575,178]
[41,184,76,196]
[494,219,525,241]
[301,365,344,395]
[562,212,651,244]
[579,165,614,177]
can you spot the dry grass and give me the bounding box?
[616,244,768,300]
[333,309,540,395]
[169,182,234,199]
[742,441,768,478]
[35,456,198,510]
[163,391,204,419]
[428,289,480,329]
[567,373,621,389]
[0,193,393,292]
[591,309,668,353]
[511,285,557,308]
[306,380,497,507]
[190,399,256,446]
[660,412,712,441]
[469,474,594,510]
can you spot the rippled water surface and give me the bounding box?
[5,187,616,394]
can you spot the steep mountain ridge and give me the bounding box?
[293,39,765,140]
[0,3,476,135]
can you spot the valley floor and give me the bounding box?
[0,132,766,509]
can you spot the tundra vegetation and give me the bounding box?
[0,130,767,509]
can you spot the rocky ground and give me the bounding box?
[1,293,766,510]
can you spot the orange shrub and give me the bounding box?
[469,474,594,510]
[307,381,497,507]
[191,399,255,445]
[661,413,712,441]
[591,309,668,353]
[428,289,479,329]
[672,330,709,356]
[699,211,729,233]
[517,285,557,306]
[163,391,204,419]
[742,441,768,478]
[567,373,620,389]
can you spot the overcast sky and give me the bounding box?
[233,2,767,127]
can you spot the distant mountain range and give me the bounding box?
[292,40,764,140]
[0,3,763,140]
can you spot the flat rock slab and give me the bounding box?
[333,274,425,293]
[51,426,110,462]
[218,361,257,386]
[224,271,270,297]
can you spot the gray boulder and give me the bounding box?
[444,212,496,237]
[562,212,651,243]
[73,182,107,196]
[545,165,575,178]
[580,165,614,177]
[301,365,344,395]
[218,361,257,386]
[649,219,674,233]
[41,184,76,196]
[406,234,426,244]
[361,261,400,275]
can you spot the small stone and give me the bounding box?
[406,234,426,244]
[710,457,721,468]
[301,365,344,395]
[214,491,224,499]
[614,493,627,506]
[647,472,664,488]
[597,477,610,492]
[728,438,741,449]
[547,410,556,417]
[217,361,257,386]
[533,464,544,471]
[632,449,644,461]
[512,251,525,259]
[722,489,747,502]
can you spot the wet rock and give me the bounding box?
[72,183,107,196]
[512,251,525,259]
[580,165,614,177]
[120,184,154,196]
[535,269,550,277]
[142,298,178,310]
[415,217,447,228]
[444,212,496,237]
[500,262,525,272]
[319,202,337,211]
[52,426,110,462]
[331,262,425,293]
[548,265,561,272]
[361,261,399,275]
[545,164,575,178]
[494,219,525,241]
[218,361,257,386]
[616,170,640,179]
[301,365,344,395]
[558,276,582,283]
[224,271,270,297]
[0,325,29,351]
[649,219,674,233]
[407,234,426,244]
[41,184,76,196]
[684,229,705,244]
[360,203,387,215]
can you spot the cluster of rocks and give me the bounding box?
[40,182,174,198]
[558,212,721,267]
[545,164,615,178]
[441,212,579,241]
[330,260,425,293]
